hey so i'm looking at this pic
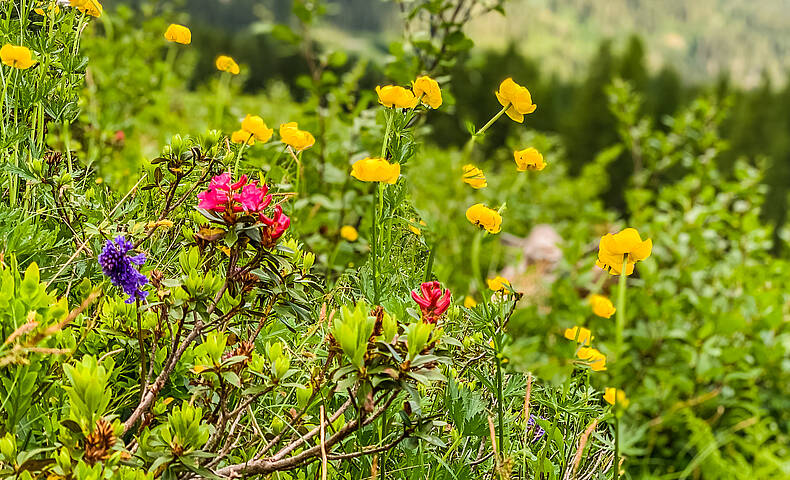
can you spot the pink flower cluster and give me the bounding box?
[411,281,452,324]
[197,173,290,244]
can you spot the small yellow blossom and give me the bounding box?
[495,78,537,123]
[70,0,102,17]
[604,388,629,408]
[164,24,192,45]
[340,225,358,242]
[514,147,546,171]
[412,76,442,109]
[577,347,607,372]
[279,122,315,152]
[589,294,616,318]
[241,115,274,143]
[231,130,255,145]
[463,296,477,308]
[564,326,593,346]
[408,218,426,235]
[596,228,652,276]
[35,3,60,15]
[462,164,487,189]
[216,55,240,75]
[487,276,510,291]
[0,44,36,69]
[350,157,401,184]
[375,85,419,109]
[466,204,502,234]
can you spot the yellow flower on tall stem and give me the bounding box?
[564,326,593,345]
[412,76,442,108]
[466,204,502,234]
[0,44,36,69]
[577,347,607,372]
[596,228,652,275]
[231,130,255,145]
[604,388,629,408]
[215,55,240,75]
[279,122,315,152]
[350,157,400,184]
[241,115,274,143]
[70,0,102,17]
[164,24,192,44]
[462,164,487,189]
[486,275,510,291]
[495,77,537,123]
[514,147,546,171]
[375,85,419,109]
[340,225,358,242]
[589,294,616,318]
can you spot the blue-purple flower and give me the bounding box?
[526,414,546,442]
[98,236,148,303]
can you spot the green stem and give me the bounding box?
[475,104,509,136]
[495,352,505,459]
[233,134,253,176]
[614,256,628,480]
[372,183,383,304]
[214,73,231,126]
[380,110,393,158]
[423,242,436,282]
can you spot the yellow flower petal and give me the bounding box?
[164,24,191,44]
[350,157,401,184]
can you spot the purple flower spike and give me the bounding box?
[526,414,546,442]
[98,236,149,303]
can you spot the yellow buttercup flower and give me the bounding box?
[577,347,607,372]
[216,55,240,75]
[340,225,358,242]
[279,122,315,152]
[495,78,536,123]
[463,296,477,308]
[231,130,255,145]
[487,276,510,291]
[35,2,60,15]
[466,204,502,234]
[241,115,274,143]
[1,44,36,70]
[604,388,629,408]
[408,218,426,235]
[375,85,419,109]
[564,326,593,346]
[596,228,652,276]
[589,294,615,318]
[350,157,400,184]
[70,0,102,17]
[462,164,487,189]
[164,24,192,45]
[412,76,442,109]
[514,147,546,171]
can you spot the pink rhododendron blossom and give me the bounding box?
[260,205,291,245]
[198,173,272,214]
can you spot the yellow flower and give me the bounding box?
[231,130,255,145]
[589,294,615,318]
[279,122,315,152]
[466,204,502,234]
[375,85,419,109]
[487,276,510,291]
[216,55,240,75]
[0,44,36,70]
[340,225,358,242]
[514,147,546,171]
[462,164,487,189]
[164,24,192,45]
[564,326,593,345]
[495,78,537,123]
[409,218,426,235]
[596,228,652,276]
[463,296,477,308]
[412,76,442,109]
[350,157,400,184]
[241,115,274,143]
[70,0,102,17]
[604,388,630,408]
[577,347,607,372]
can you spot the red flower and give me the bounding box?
[197,173,272,214]
[260,205,291,246]
[411,281,452,324]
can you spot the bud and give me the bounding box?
[302,252,315,273]
[271,416,284,434]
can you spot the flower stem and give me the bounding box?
[233,134,252,176]
[380,110,393,158]
[371,183,381,304]
[475,104,509,137]
[614,256,628,480]
[495,350,505,459]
